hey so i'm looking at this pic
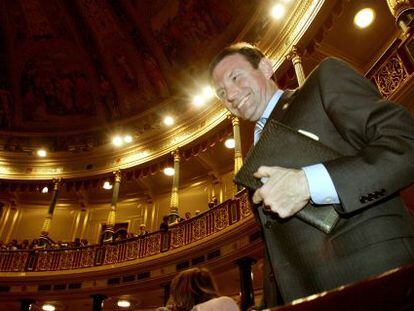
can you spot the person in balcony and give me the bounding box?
[139,224,149,236]
[160,215,170,232]
[169,267,239,311]
[184,212,192,220]
[209,42,414,307]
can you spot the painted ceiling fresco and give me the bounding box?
[0,0,258,151]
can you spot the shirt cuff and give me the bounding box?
[302,164,340,205]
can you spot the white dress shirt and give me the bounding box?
[255,90,340,205]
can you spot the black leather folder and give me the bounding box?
[234,119,340,233]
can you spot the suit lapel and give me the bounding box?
[269,89,297,123]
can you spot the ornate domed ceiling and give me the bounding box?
[1,0,400,185]
[0,0,255,150]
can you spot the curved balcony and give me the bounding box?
[0,191,253,273]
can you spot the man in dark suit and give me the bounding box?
[209,42,414,307]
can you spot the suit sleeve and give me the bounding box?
[316,57,414,214]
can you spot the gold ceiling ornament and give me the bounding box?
[386,0,414,31]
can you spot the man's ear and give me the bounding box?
[258,57,274,79]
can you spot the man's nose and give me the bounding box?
[226,86,239,103]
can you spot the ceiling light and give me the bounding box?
[163,116,174,126]
[103,181,113,190]
[193,95,205,107]
[37,149,47,157]
[271,4,285,19]
[117,300,131,308]
[163,167,175,176]
[202,86,215,99]
[41,186,49,194]
[224,138,235,149]
[112,135,123,147]
[354,8,375,29]
[123,135,133,143]
[42,304,56,311]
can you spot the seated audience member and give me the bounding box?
[7,239,18,250]
[194,210,201,216]
[170,267,239,311]
[208,196,219,209]
[160,215,170,232]
[139,224,149,236]
[74,237,81,247]
[185,212,192,220]
[19,239,30,249]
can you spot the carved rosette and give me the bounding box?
[103,245,119,264]
[10,252,28,271]
[36,251,50,271]
[373,54,408,97]
[239,192,252,219]
[125,241,139,260]
[59,251,69,269]
[170,227,184,249]
[192,218,207,241]
[146,234,161,256]
[214,206,229,231]
[80,248,95,267]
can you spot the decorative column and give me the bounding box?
[0,200,12,241]
[103,170,121,243]
[91,294,107,311]
[235,257,256,311]
[286,46,306,86]
[72,202,88,241]
[169,149,180,223]
[230,116,243,175]
[386,0,414,33]
[144,196,152,227]
[79,204,90,239]
[20,299,35,311]
[39,179,60,246]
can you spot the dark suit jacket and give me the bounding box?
[255,57,414,306]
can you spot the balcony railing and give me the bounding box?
[0,191,252,272]
[366,33,414,98]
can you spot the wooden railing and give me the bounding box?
[0,191,252,272]
[366,32,414,98]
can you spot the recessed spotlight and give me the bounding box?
[42,304,56,311]
[41,186,49,194]
[202,86,215,99]
[123,135,133,143]
[163,116,174,126]
[103,181,113,190]
[117,300,131,308]
[271,4,285,19]
[224,138,235,149]
[193,95,205,107]
[354,8,375,29]
[163,167,175,176]
[37,149,47,157]
[112,135,123,147]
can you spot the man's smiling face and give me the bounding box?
[212,53,274,122]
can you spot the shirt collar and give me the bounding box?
[260,89,284,119]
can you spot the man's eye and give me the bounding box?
[232,75,238,82]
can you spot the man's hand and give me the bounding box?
[252,166,311,218]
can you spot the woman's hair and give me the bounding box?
[170,268,220,311]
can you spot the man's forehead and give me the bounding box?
[212,54,250,83]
